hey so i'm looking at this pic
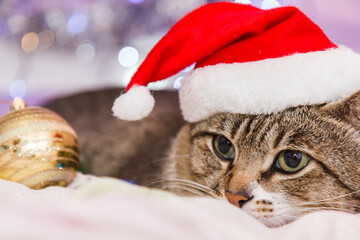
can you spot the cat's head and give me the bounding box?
[165,90,360,227]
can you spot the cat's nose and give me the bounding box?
[225,191,253,208]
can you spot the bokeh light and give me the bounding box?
[234,0,252,4]
[55,28,72,45]
[261,0,281,9]
[21,32,39,53]
[156,0,205,19]
[76,43,96,63]
[128,0,144,4]
[9,80,27,99]
[38,30,55,49]
[45,9,66,30]
[92,4,114,29]
[66,13,88,35]
[118,46,139,68]
[7,14,27,34]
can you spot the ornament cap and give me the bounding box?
[11,97,27,111]
[112,85,155,121]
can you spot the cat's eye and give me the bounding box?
[275,150,310,173]
[213,135,235,161]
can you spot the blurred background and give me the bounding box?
[0,0,359,115]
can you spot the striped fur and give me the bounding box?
[162,90,360,227]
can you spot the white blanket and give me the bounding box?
[1,173,359,240]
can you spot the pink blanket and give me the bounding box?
[1,174,359,240]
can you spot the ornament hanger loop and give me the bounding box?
[11,97,27,111]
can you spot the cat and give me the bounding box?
[46,88,360,227]
[162,89,360,227]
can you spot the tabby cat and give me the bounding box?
[46,88,360,227]
[162,90,360,227]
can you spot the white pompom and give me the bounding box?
[260,0,281,10]
[112,85,155,121]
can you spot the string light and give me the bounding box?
[66,13,88,35]
[118,46,139,68]
[92,5,114,29]
[7,14,27,34]
[38,30,55,49]
[45,9,66,30]
[21,32,39,53]
[9,80,27,99]
[76,43,96,63]
[55,28,72,45]
[156,0,205,20]
[128,0,144,4]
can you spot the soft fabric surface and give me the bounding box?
[1,173,359,240]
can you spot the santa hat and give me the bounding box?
[112,2,360,122]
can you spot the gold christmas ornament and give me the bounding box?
[0,98,79,189]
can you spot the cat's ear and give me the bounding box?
[321,90,360,127]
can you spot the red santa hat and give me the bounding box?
[112,2,360,122]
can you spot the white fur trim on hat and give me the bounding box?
[112,85,155,121]
[180,46,360,122]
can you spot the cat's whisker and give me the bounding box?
[152,154,192,164]
[172,186,207,197]
[147,178,219,198]
[147,178,209,192]
[280,213,298,220]
[165,182,211,195]
[160,183,210,198]
[252,211,297,228]
[164,181,216,198]
[310,207,357,214]
[168,154,192,159]
[159,154,192,161]
[170,178,219,194]
[306,190,360,204]
[267,213,298,227]
[289,201,360,210]
[279,206,358,215]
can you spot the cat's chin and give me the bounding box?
[249,212,298,228]
[258,216,296,228]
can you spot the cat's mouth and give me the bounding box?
[224,186,301,227]
[240,200,299,228]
